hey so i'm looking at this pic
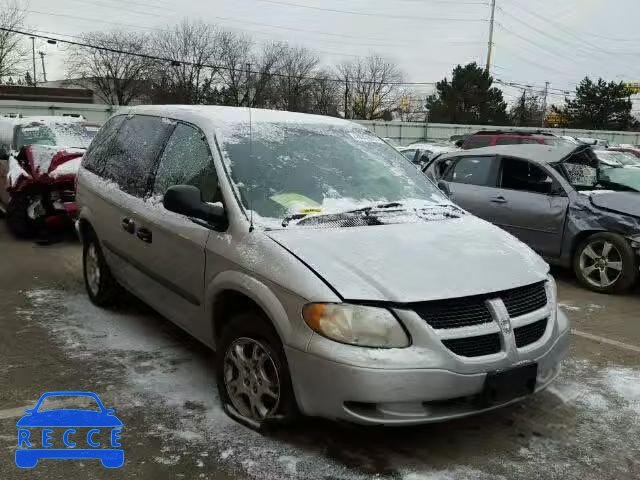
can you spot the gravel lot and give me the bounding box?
[0,223,638,480]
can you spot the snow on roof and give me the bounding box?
[14,116,85,126]
[121,105,362,130]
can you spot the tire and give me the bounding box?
[83,230,120,307]
[573,232,637,294]
[6,191,36,238]
[216,311,298,429]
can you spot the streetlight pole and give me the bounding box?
[30,36,37,87]
[485,0,496,74]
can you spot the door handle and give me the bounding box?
[121,218,135,234]
[490,196,508,204]
[136,227,153,243]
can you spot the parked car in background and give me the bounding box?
[0,117,99,237]
[461,130,566,149]
[594,149,640,168]
[76,105,568,429]
[609,147,640,160]
[576,137,609,148]
[399,142,459,166]
[425,144,640,293]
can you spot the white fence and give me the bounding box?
[354,120,640,146]
[1,100,638,146]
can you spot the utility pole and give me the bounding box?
[38,52,47,83]
[485,0,496,73]
[344,75,349,119]
[30,36,37,87]
[541,81,549,127]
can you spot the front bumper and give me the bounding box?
[286,315,570,426]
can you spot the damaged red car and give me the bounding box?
[0,117,99,237]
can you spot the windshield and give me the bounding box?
[599,166,640,192]
[218,123,445,227]
[14,122,98,150]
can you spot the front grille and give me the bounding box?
[502,282,547,317]
[514,318,548,347]
[442,333,501,357]
[412,299,492,329]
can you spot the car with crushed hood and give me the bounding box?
[0,116,99,237]
[75,106,569,429]
[424,143,640,293]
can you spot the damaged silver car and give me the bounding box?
[426,144,640,293]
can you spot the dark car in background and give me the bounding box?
[425,144,640,293]
[461,131,567,150]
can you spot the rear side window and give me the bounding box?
[82,116,125,175]
[463,135,492,149]
[446,156,499,186]
[102,115,171,197]
[152,123,221,203]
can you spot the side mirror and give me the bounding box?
[437,180,451,197]
[0,148,8,160]
[163,185,227,228]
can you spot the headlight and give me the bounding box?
[302,303,410,348]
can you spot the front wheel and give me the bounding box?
[216,312,298,429]
[6,191,39,238]
[573,232,637,294]
[83,231,120,306]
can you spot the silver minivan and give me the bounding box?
[76,106,569,428]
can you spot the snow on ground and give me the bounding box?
[18,289,640,480]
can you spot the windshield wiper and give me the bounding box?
[281,202,405,227]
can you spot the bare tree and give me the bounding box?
[0,0,27,82]
[308,71,340,116]
[217,34,285,108]
[150,20,221,104]
[216,30,254,106]
[67,31,152,105]
[337,55,404,120]
[274,45,319,112]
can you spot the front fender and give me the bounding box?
[206,270,311,351]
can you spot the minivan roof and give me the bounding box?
[121,105,362,130]
[438,143,583,164]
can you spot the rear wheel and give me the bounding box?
[83,230,120,306]
[216,312,298,429]
[573,232,637,294]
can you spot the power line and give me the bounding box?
[1,26,441,86]
[254,0,488,22]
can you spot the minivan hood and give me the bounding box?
[267,216,548,303]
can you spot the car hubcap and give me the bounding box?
[223,337,280,422]
[579,240,623,288]
[85,243,101,295]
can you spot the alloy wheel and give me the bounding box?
[85,243,102,296]
[579,240,623,289]
[223,337,281,422]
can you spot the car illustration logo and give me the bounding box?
[15,391,123,468]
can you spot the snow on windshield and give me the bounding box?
[15,122,97,150]
[216,121,446,227]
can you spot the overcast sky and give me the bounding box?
[24,0,640,107]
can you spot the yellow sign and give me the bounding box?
[624,83,640,94]
[399,96,411,110]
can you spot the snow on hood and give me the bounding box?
[267,215,548,303]
[50,156,82,179]
[29,145,85,175]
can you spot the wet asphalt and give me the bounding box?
[0,222,639,480]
